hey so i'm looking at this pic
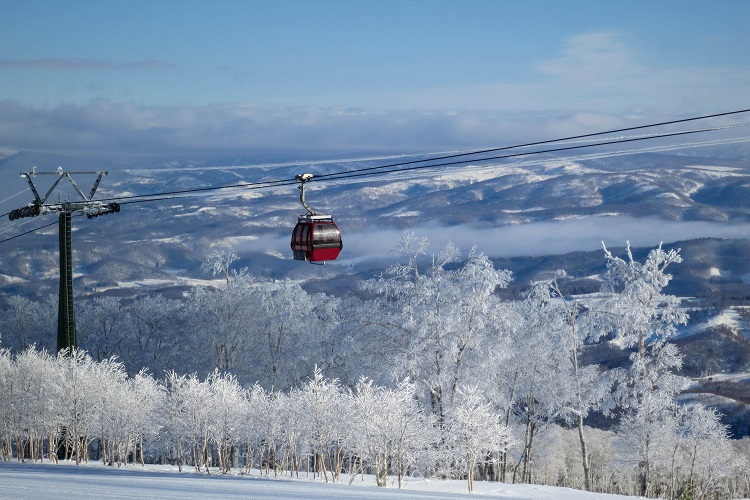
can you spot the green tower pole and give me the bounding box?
[13,169,110,353]
[57,210,77,352]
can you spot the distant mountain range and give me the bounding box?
[5,144,750,292]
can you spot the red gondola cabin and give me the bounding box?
[291,215,343,263]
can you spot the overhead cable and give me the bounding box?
[101,121,749,205]
[0,220,59,244]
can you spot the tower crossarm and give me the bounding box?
[10,168,113,221]
[22,168,108,204]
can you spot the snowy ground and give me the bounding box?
[0,461,643,500]
[674,304,748,339]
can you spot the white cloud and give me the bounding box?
[1,31,748,157]
[384,32,750,115]
[0,100,607,156]
[534,32,639,80]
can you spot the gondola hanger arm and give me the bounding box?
[295,173,316,216]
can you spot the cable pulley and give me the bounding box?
[85,202,120,219]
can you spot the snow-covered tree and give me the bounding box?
[671,403,747,500]
[600,242,690,497]
[0,295,57,353]
[128,294,185,374]
[58,350,121,464]
[531,425,617,492]
[242,383,288,476]
[178,373,213,473]
[307,293,353,386]
[201,247,241,287]
[251,280,322,392]
[445,385,513,493]
[76,297,133,362]
[125,370,163,465]
[496,284,573,484]
[0,348,14,460]
[537,274,613,491]
[162,371,191,472]
[293,367,351,483]
[362,233,511,424]
[13,348,66,462]
[600,241,687,365]
[205,370,247,473]
[351,377,435,488]
[186,277,256,378]
[94,359,131,466]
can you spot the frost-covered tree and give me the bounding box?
[445,385,513,493]
[156,371,219,473]
[186,277,257,378]
[616,377,683,497]
[344,294,407,388]
[128,295,185,374]
[531,425,617,492]
[13,348,67,462]
[76,297,133,362]
[0,295,57,353]
[251,281,322,392]
[278,391,309,478]
[120,370,163,466]
[536,275,613,491]
[58,350,122,464]
[242,384,288,476]
[201,247,241,287]
[0,348,14,460]
[351,377,435,488]
[293,367,351,483]
[496,282,576,484]
[671,403,747,500]
[362,233,511,424]
[161,371,191,472]
[2,348,26,462]
[205,370,247,473]
[307,293,353,386]
[600,242,690,497]
[94,359,131,466]
[600,241,687,366]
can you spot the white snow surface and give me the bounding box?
[678,307,743,339]
[0,461,644,500]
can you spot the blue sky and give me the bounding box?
[1,0,749,157]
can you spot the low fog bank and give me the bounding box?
[240,216,750,265]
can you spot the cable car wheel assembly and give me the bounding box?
[290,173,343,264]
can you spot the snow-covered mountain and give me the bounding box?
[3,144,750,295]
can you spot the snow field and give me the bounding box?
[0,461,644,500]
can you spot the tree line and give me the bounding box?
[1,233,749,498]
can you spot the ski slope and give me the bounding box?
[0,461,643,500]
